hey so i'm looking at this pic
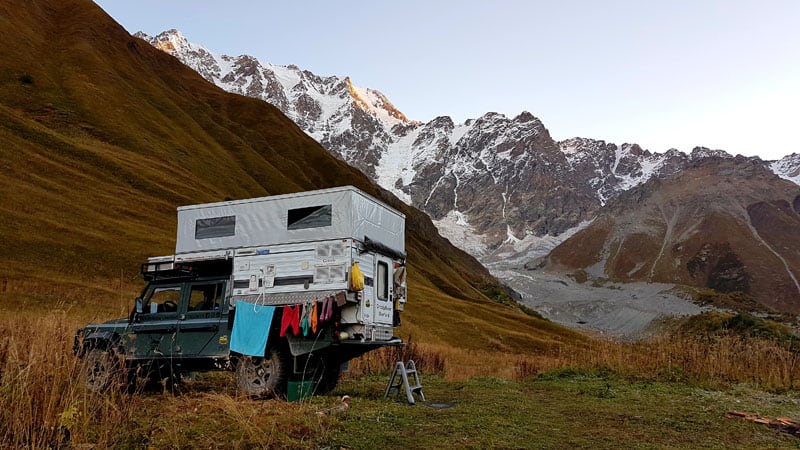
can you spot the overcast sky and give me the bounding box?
[95,1,799,160]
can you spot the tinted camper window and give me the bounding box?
[287,205,332,230]
[195,216,236,239]
[377,261,389,300]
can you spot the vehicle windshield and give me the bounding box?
[139,283,181,314]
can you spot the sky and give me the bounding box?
[95,1,799,160]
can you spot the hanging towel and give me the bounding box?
[280,304,301,337]
[230,301,276,357]
[320,296,334,323]
[311,300,319,333]
[300,301,311,336]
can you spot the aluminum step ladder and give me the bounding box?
[384,360,425,405]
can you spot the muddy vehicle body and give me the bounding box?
[75,186,407,397]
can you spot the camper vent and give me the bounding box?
[315,264,346,284]
[316,242,345,258]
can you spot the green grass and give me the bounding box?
[3,298,800,448]
[31,369,800,449]
[321,374,800,449]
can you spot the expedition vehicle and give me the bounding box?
[74,186,407,397]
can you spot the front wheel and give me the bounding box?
[235,347,289,398]
[83,348,120,393]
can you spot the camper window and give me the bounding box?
[287,205,332,230]
[377,261,389,300]
[195,216,236,239]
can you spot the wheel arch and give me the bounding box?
[79,330,121,356]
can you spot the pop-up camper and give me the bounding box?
[172,185,407,341]
[76,186,407,397]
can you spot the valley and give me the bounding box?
[1,1,800,448]
[490,264,705,339]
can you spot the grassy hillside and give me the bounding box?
[0,0,585,351]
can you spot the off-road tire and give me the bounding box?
[83,348,120,392]
[236,347,289,398]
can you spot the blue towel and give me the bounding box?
[230,301,276,357]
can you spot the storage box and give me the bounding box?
[287,380,314,402]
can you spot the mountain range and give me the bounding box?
[137,29,800,263]
[0,0,580,351]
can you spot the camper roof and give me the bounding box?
[177,185,403,217]
[174,185,405,256]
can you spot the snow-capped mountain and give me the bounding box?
[772,153,800,186]
[137,29,799,260]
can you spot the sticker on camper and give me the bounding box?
[263,265,275,288]
[219,335,229,345]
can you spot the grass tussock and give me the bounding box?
[0,313,133,448]
[347,326,800,391]
[0,311,335,448]
[346,336,446,377]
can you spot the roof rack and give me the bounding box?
[140,256,195,281]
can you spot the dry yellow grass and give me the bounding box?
[348,331,800,390]
[0,313,128,447]
[3,287,800,447]
[0,306,335,448]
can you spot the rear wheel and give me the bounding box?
[236,347,289,398]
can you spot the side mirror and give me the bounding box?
[135,297,143,314]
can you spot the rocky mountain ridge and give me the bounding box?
[543,156,800,312]
[137,29,800,261]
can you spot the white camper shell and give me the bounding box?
[164,186,407,342]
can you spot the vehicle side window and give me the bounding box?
[188,282,224,311]
[144,286,181,314]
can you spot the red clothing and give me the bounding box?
[279,304,300,337]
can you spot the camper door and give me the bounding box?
[373,255,394,326]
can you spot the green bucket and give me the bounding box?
[287,380,314,402]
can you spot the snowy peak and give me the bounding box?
[772,153,800,185]
[345,77,410,126]
[135,29,191,54]
[135,29,410,136]
[135,29,220,83]
[690,146,733,160]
